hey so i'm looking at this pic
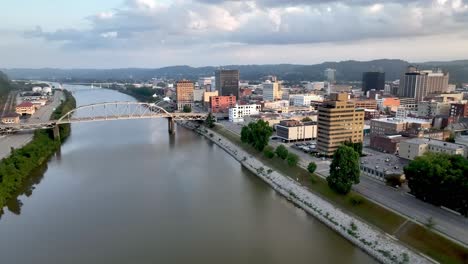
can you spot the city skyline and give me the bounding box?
[2,0,468,68]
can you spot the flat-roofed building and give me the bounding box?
[399,67,449,102]
[350,99,377,109]
[360,154,408,182]
[364,109,380,120]
[362,72,385,93]
[262,100,290,113]
[289,94,323,106]
[370,117,432,136]
[399,138,466,160]
[210,96,236,113]
[176,80,194,111]
[275,120,317,142]
[216,69,240,99]
[203,91,219,107]
[317,93,365,156]
[377,97,400,112]
[228,104,261,123]
[425,92,464,102]
[370,135,405,154]
[417,101,451,117]
[262,80,282,101]
[15,101,35,115]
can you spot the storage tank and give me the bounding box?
[32,86,42,93]
[42,87,52,94]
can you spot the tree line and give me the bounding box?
[0,90,76,212]
[405,153,468,216]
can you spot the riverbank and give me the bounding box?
[180,121,428,264]
[211,123,468,264]
[0,90,76,212]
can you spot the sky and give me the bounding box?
[1,0,468,68]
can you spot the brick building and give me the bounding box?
[176,80,194,111]
[209,96,236,113]
[370,135,405,154]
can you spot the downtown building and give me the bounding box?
[229,104,261,123]
[324,68,336,83]
[362,72,385,94]
[215,70,240,99]
[398,66,449,102]
[176,80,194,111]
[317,93,365,156]
[210,96,236,113]
[262,79,283,101]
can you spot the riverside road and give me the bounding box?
[219,120,468,246]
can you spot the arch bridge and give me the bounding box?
[0,102,207,138]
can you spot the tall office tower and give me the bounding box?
[176,80,194,111]
[324,68,336,83]
[317,93,365,156]
[362,72,385,94]
[398,66,449,102]
[215,70,240,99]
[262,79,282,101]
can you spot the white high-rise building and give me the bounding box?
[229,104,261,123]
[324,68,336,83]
[210,76,216,91]
[262,80,282,101]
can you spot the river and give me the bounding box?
[0,85,376,264]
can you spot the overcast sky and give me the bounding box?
[1,0,468,68]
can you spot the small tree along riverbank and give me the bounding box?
[0,90,76,212]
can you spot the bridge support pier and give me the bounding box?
[53,125,60,141]
[168,117,175,135]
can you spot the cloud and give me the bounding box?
[25,0,468,50]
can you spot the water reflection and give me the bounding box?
[1,161,48,217]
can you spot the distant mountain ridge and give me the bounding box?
[2,59,468,83]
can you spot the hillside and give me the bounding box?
[2,59,468,83]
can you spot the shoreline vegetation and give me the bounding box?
[0,90,76,213]
[201,123,467,264]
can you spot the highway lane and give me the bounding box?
[218,120,468,245]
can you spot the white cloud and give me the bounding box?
[100,31,118,38]
[2,0,467,67]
